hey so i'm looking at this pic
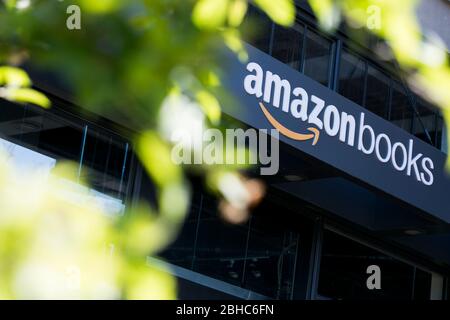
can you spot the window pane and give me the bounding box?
[338,50,366,106]
[365,65,390,117]
[0,99,132,217]
[0,99,84,164]
[242,6,272,54]
[413,268,432,300]
[303,30,331,86]
[192,195,249,286]
[318,230,420,300]
[243,200,298,299]
[161,191,202,269]
[272,24,303,70]
[82,129,131,206]
[412,98,436,145]
[390,81,413,132]
[436,116,444,150]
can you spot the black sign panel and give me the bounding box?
[222,44,450,223]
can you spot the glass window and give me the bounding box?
[82,129,131,206]
[338,50,366,106]
[303,30,331,86]
[412,98,437,145]
[241,6,273,54]
[436,116,444,150]
[0,98,132,216]
[272,23,304,70]
[0,100,84,163]
[365,65,390,118]
[161,191,202,269]
[192,195,250,287]
[161,189,315,299]
[243,200,299,299]
[318,230,432,300]
[389,81,413,132]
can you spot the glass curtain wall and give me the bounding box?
[160,187,314,300]
[241,4,445,150]
[317,229,433,300]
[0,98,133,216]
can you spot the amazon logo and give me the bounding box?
[244,61,354,146]
[243,61,435,186]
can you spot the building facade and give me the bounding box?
[1,0,450,300]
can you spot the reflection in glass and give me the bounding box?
[338,50,366,106]
[192,195,249,286]
[243,201,298,299]
[412,98,436,145]
[389,81,413,132]
[318,230,432,300]
[303,30,331,86]
[0,98,131,217]
[365,65,390,117]
[161,192,202,269]
[242,6,273,54]
[272,24,303,70]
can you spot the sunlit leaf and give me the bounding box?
[136,131,182,188]
[196,89,221,125]
[0,87,51,108]
[228,0,248,27]
[308,0,341,31]
[223,28,248,62]
[125,263,176,300]
[78,0,121,14]
[192,0,229,30]
[254,0,295,27]
[0,66,31,87]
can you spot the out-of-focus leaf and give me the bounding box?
[159,181,189,222]
[228,0,248,27]
[196,89,221,125]
[308,0,341,31]
[254,0,295,27]
[223,28,248,62]
[0,87,51,108]
[124,263,176,300]
[192,0,229,30]
[3,0,17,10]
[136,131,182,187]
[77,0,121,14]
[0,66,31,87]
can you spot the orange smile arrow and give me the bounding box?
[258,102,320,145]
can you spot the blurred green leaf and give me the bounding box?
[254,0,295,27]
[0,87,51,108]
[136,131,182,188]
[196,89,221,125]
[228,0,248,27]
[0,66,31,87]
[78,0,121,14]
[223,28,248,62]
[192,0,229,30]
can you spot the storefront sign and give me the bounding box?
[223,44,450,223]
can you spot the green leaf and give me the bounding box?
[192,0,229,30]
[0,67,31,88]
[196,89,221,125]
[136,131,182,188]
[254,0,295,27]
[78,0,121,14]
[228,0,248,27]
[0,88,51,108]
[223,28,248,62]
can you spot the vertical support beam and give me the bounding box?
[431,273,444,300]
[330,39,342,92]
[306,217,323,300]
[77,124,88,182]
